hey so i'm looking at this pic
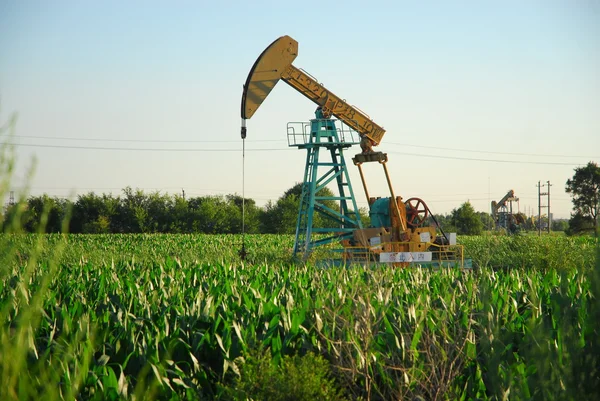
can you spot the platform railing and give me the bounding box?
[287,119,361,147]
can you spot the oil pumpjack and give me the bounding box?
[241,35,466,267]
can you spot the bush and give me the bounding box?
[229,349,346,401]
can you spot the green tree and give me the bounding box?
[72,192,118,233]
[194,195,241,234]
[261,196,299,234]
[114,187,173,233]
[72,192,103,233]
[566,161,600,235]
[145,191,173,232]
[552,218,569,232]
[566,212,595,236]
[477,211,494,231]
[169,195,190,233]
[226,194,262,234]
[429,213,455,233]
[450,202,483,235]
[21,195,70,233]
[116,187,146,233]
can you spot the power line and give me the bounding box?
[13,134,285,143]
[386,142,598,159]
[387,151,583,166]
[9,143,294,152]
[12,135,598,159]
[6,142,586,166]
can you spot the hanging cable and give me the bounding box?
[239,120,247,261]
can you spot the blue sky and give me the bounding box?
[1,1,598,219]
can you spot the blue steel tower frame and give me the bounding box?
[290,109,363,259]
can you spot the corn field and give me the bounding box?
[0,233,598,400]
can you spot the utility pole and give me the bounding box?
[538,181,541,235]
[537,181,550,235]
[182,188,186,201]
[547,180,552,234]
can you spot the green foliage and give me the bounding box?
[431,210,493,234]
[567,212,595,236]
[9,195,71,233]
[0,151,598,401]
[72,192,117,233]
[261,195,298,234]
[451,201,484,235]
[551,218,569,232]
[566,161,600,234]
[3,189,265,235]
[461,234,597,271]
[231,349,346,401]
[0,233,598,401]
[477,211,495,231]
[226,194,261,234]
[195,195,240,234]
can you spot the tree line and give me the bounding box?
[0,185,565,235]
[4,158,598,236]
[1,184,367,234]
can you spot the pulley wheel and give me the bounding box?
[405,197,429,227]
